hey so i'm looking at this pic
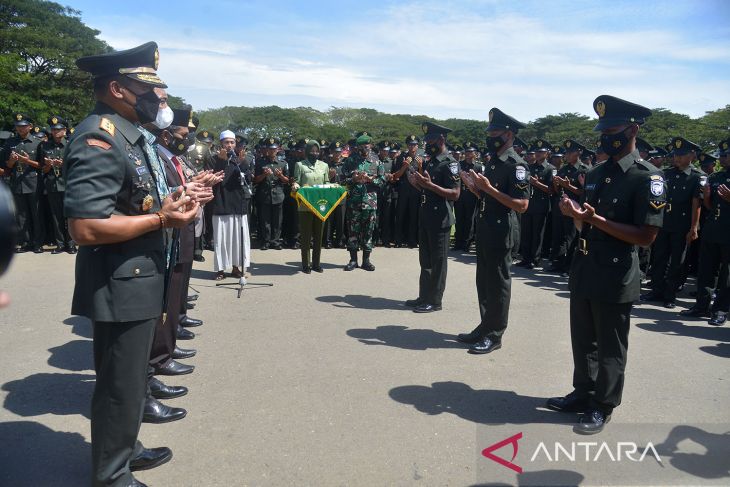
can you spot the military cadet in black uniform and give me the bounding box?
[37,115,76,254]
[682,139,730,326]
[375,140,394,246]
[195,130,216,250]
[453,142,482,252]
[641,137,703,308]
[549,139,589,274]
[282,139,303,249]
[404,122,460,313]
[457,108,530,353]
[65,42,199,486]
[392,135,422,248]
[517,141,555,268]
[0,113,44,252]
[324,140,347,248]
[547,95,665,434]
[254,137,288,250]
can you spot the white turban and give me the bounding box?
[220,130,235,141]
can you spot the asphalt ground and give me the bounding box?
[0,246,728,486]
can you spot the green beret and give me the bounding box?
[356,134,372,145]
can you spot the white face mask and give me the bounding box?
[152,106,174,129]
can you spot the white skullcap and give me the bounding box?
[220,130,235,141]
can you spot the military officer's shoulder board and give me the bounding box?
[99,118,116,137]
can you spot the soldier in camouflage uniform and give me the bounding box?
[342,133,385,271]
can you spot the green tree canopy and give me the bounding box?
[0,0,109,128]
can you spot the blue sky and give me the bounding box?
[65,0,730,122]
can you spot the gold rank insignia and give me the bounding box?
[565,140,572,148]
[51,117,58,124]
[142,194,154,212]
[154,48,160,70]
[269,138,274,144]
[421,124,428,134]
[722,142,728,150]
[203,131,209,137]
[595,100,606,117]
[34,127,40,133]
[362,132,368,137]
[99,118,116,136]
[16,114,22,121]
[335,142,340,148]
[537,140,543,147]
[675,139,682,149]
[178,143,185,151]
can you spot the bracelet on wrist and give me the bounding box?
[156,211,167,229]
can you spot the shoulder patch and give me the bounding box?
[86,138,111,150]
[650,176,665,196]
[515,166,527,181]
[99,118,116,137]
[449,161,459,175]
[699,175,708,186]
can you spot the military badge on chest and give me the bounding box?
[515,165,529,190]
[649,174,666,210]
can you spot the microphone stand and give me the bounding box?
[216,152,273,297]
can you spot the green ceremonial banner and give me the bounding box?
[294,185,348,221]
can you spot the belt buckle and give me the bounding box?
[421,194,426,205]
[716,207,721,218]
[667,203,672,212]
[579,238,588,255]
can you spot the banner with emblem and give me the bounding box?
[294,185,348,221]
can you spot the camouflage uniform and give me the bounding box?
[343,151,385,252]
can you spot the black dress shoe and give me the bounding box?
[149,377,188,400]
[344,260,358,271]
[361,260,375,271]
[130,446,173,472]
[302,266,311,274]
[640,291,662,302]
[680,306,711,318]
[172,346,197,360]
[155,360,194,376]
[574,409,611,435]
[51,247,66,254]
[180,316,203,327]
[129,478,148,487]
[142,397,187,424]
[15,246,29,253]
[186,302,195,310]
[404,298,423,307]
[413,303,442,313]
[515,260,529,267]
[176,327,195,340]
[545,391,590,412]
[709,311,727,326]
[187,295,199,302]
[272,243,282,250]
[468,337,501,354]
[664,301,676,309]
[32,247,43,254]
[193,255,205,262]
[325,242,333,249]
[312,265,323,273]
[523,263,534,270]
[456,331,481,344]
[66,245,77,254]
[260,243,269,250]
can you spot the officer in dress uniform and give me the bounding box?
[547,95,665,434]
[641,137,703,308]
[65,41,199,486]
[453,141,483,252]
[457,108,530,354]
[254,137,288,250]
[0,113,44,252]
[404,122,460,313]
[681,139,730,326]
[37,115,76,253]
[517,140,555,269]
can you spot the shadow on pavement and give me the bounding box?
[471,469,585,487]
[389,381,573,425]
[62,315,93,339]
[654,424,730,480]
[699,342,730,358]
[2,372,94,418]
[0,421,90,486]
[347,325,463,350]
[318,294,406,310]
[48,339,94,372]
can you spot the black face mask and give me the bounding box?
[358,147,369,157]
[485,135,506,154]
[600,129,630,157]
[168,134,191,156]
[426,142,440,156]
[123,85,160,125]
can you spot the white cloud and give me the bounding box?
[83,1,730,122]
